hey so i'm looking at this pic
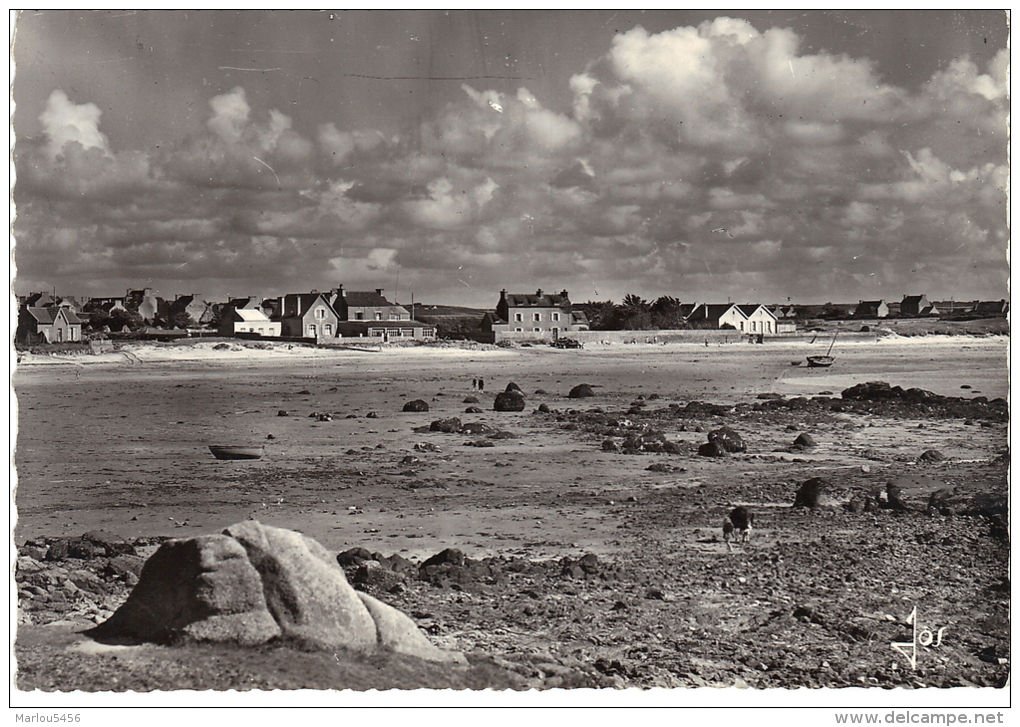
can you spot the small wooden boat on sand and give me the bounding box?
[209,445,265,460]
[806,332,838,368]
[806,355,835,368]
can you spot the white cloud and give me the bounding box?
[39,89,109,158]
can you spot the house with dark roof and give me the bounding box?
[328,285,411,322]
[973,299,1009,317]
[485,288,589,342]
[323,285,436,340]
[900,294,939,317]
[17,306,84,344]
[279,292,339,340]
[84,296,128,315]
[124,287,169,324]
[686,303,748,331]
[168,294,210,327]
[853,300,889,319]
[735,304,779,334]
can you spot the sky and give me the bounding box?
[11,10,1009,307]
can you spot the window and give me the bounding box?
[515,327,523,332]
[533,312,541,322]
[401,329,413,336]
[355,312,364,320]
[533,327,541,333]
[309,324,317,337]
[552,312,560,322]
[552,327,559,334]
[56,328,63,342]
[258,327,265,333]
[324,324,332,335]
[315,307,325,319]
[375,312,382,320]
[514,313,523,322]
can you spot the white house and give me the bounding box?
[224,307,281,337]
[686,303,748,331]
[736,304,779,334]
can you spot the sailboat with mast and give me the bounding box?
[806,331,838,368]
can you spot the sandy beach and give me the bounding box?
[13,335,1009,689]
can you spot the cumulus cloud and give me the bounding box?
[39,89,109,158]
[13,18,1009,303]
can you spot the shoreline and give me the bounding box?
[13,332,1009,369]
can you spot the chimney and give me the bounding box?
[536,288,543,297]
[561,289,568,298]
[337,284,345,298]
[376,288,384,296]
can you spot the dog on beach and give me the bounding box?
[722,506,753,550]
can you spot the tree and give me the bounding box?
[619,294,652,330]
[650,296,689,329]
[108,308,143,332]
[579,300,619,330]
[169,310,196,330]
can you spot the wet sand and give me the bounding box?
[13,336,1006,550]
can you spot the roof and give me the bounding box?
[25,307,82,325]
[26,307,55,324]
[234,308,271,322]
[689,303,744,320]
[282,293,332,316]
[855,300,886,312]
[227,296,261,309]
[974,300,1008,313]
[341,291,394,307]
[571,310,589,324]
[736,304,777,319]
[901,295,926,305]
[504,292,571,308]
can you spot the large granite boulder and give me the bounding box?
[708,426,746,453]
[90,521,464,664]
[494,390,526,412]
[89,534,280,646]
[223,520,378,652]
[568,384,595,399]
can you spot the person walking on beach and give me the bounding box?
[477,377,484,392]
[471,377,478,390]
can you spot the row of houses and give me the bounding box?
[221,286,435,341]
[479,289,788,343]
[15,285,437,344]
[849,294,1009,320]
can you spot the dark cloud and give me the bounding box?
[12,15,1008,304]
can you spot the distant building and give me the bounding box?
[853,300,889,319]
[973,299,1009,317]
[220,307,281,337]
[84,296,128,315]
[168,294,210,327]
[279,292,339,340]
[486,288,589,342]
[17,306,84,344]
[735,304,779,334]
[125,287,168,324]
[686,303,748,331]
[900,294,938,317]
[329,285,411,322]
[773,305,797,319]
